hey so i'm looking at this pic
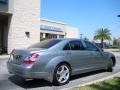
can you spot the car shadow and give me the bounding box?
[70,70,105,81]
[8,70,105,89]
[9,75,53,89]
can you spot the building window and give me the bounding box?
[25,32,30,38]
[59,35,64,38]
[40,33,46,41]
[46,33,57,39]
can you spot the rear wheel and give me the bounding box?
[53,63,70,85]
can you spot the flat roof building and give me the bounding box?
[40,18,80,40]
[0,0,80,54]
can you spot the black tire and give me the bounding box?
[107,66,113,72]
[53,63,71,86]
[107,59,113,72]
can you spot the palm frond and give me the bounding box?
[93,28,111,40]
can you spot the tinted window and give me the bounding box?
[69,40,84,50]
[29,39,62,49]
[84,41,99,51]
[63,43,71,50]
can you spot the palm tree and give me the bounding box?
[93,28,111,48]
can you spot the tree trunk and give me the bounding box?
[101,39,103,48]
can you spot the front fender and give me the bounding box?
[103,52,115,66]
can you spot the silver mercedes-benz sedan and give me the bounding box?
[7,39,116,85]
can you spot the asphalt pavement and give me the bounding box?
[0,52,120,90]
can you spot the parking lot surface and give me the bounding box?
[0,53,120,90]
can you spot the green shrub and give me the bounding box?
[71,77,120,90]
[107,45,120,49]
[40,38,46,41]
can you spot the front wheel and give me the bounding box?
[53,63,70,85]
[106,66,113,72]
[106,59,114,72]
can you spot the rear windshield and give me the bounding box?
[29,39,62,49]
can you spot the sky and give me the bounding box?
[41,0,120,40]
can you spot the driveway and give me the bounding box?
[0,53,120,90]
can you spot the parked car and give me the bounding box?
[7,39,116,85]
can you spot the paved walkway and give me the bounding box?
[104,49,120,57]
[104,49,120,52]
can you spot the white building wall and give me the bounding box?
[40,18,66,32]
[8,0,40,53]
[65,26,80,38]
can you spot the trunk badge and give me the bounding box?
[16,55,22,60]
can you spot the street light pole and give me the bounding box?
[117,15,120,51]
[80,34,83,39]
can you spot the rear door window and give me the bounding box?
[63,43,71,50]
[63,40,84,50]
[70,40,84,50]
[84,41,99,51]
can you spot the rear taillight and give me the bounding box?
[23,53,39,65]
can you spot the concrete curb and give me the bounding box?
[0,55,9,59]
[62,72,120,90]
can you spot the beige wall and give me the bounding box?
[7,0,40,53]
[65,26,80,38]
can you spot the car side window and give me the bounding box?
[63,43,71,50]
[84,41,99,51]
[69,40,84,50]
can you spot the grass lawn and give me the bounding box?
[71,77,120,90]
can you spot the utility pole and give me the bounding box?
[117,15,120,51]
[80,34,83,39]
[65,32,67,38]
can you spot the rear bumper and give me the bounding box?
[7,61,49,80]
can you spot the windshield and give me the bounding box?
[29,39,62,49]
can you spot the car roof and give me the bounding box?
[47,38,83,41]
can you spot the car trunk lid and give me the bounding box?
[10,48,47,65]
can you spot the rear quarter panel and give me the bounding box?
[32,50,71,82]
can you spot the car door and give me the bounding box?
[64,40,95,74]
[84,41,107,68]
